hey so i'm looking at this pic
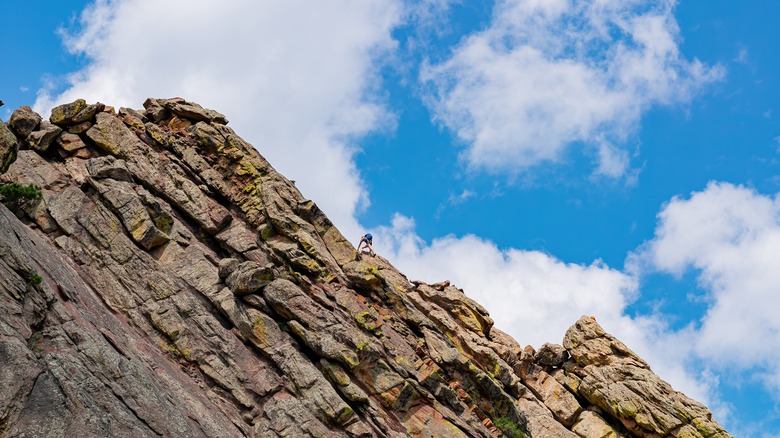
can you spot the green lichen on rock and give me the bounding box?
[50,98,87,125]
[354,311,382,332]
[494,416,527,438]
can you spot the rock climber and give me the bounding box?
[357,233,375,257]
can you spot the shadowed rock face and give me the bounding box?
[0,99,730,438]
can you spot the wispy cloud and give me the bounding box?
[435,188,475,217]
[631,181,780,392]
[420,0,724,178]
[734,45,749,64]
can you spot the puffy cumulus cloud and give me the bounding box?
[372,213,716,404]
[633,181,780,390]
[35,0,403,238]
[420,0,723,177]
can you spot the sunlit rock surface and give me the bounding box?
[0,99,730,437]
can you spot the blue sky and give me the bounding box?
[3,1,779,435]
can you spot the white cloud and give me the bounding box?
[633,181,780,390]
[421,0,723,177]
[734,46,749,64]
[35,0,403,239]
[374,213,716,405]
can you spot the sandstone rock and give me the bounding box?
[225,261,274,295]
[1,150,71,192]
[572,409,624,438]
[142,98,169,122]
[160,97,229,124]
[90,178,173,250]
[86,155,133,182]
[68,121,93,134]
[87,112,231,233]
[50,99,88,125]
[0,204,246,437]
[534,342,569,367]
[0,120,18,173]
[0,99,732,438]
[218,257,241,279]
[9,105,41,138]
[564,315,649,369]
[26,121,62,152]
[215,222,258,251]
[85,111,126,155]
[565,316,730,438]
[57,132,87,152]
[522,364,582,427]
[516,394,580,438]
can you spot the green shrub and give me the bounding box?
[495,417,527,438]
[29,272,43,286]
[0,182,42,214]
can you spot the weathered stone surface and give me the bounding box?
[85,111,127,155]
[564,316,649,369]
[86,155,133,182]
[0,119,19,173]
[87,112,231,233]
[0,99,731,438]
[90,178,172,250]
[534,342,570,367]
[565,316,730,438]
[9,105,42,138]
[26,120,62,152]
[572,409,624,438]
[50,99,88,125]
[0,204,245,438]
[68,121,93,134]
[161,97,229,124]
[57,132,87,152]
[225,261,274,295]
[216,221,261,254]
[517,394,580,438]
[522,364,582,427]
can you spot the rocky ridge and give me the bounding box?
[0,98,730,437]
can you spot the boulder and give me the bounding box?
[152,97,228,124]
[86,155,133,182]
[57,132,87,152]
[26,121,62,152]
[0,121,18,173]
[50,99,88,125]
[9,106,41,138]
[534,342,569,367]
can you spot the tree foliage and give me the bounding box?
[0,182,42,214]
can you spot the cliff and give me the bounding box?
[0,98,730,437]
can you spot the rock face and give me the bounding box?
[0,99,730,438]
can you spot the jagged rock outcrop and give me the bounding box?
[0,98,731,437]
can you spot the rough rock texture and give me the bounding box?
[0,99,731,438]
[0,119,18,173]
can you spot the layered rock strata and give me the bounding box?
[0,98,730,438]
